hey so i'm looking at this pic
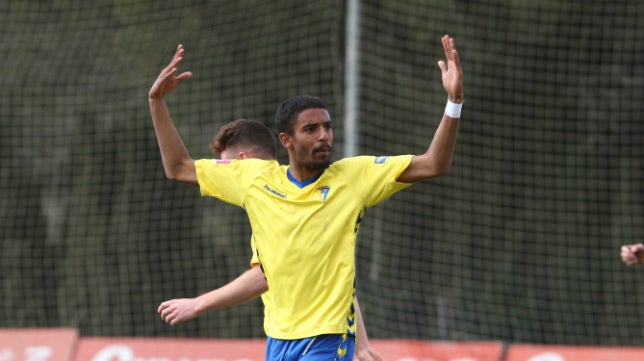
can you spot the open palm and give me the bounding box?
[149,44,193,99]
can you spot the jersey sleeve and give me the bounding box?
[249,234,259,266]
[341,155,414,207]
[195,158,270,207]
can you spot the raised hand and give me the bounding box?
[149,44,193,100]
[437,35,463,103]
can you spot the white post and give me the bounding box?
[344,0,360,157]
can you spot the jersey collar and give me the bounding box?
[286,167,324,188]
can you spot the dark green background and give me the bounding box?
[2,0,643,344]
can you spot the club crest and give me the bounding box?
[318,186,330,201]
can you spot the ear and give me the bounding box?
[238,151,251,160]
[278,132,292,149]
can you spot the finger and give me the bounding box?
[176,71,193,81]
[163,49,185,73]
[449,45,462,70]
[166,311,180,325]
[157,67,178,83]
[159,59,179,77]
[162,49,183,72]
[445,39,461,71]
[442,35,452,58]
[625,249,638,265]
[168,56,184,72]
[634,247,643,264]
[162,308,176,323]
[172,45,184,64]
[158,302,169,313]
[437,60,447,73]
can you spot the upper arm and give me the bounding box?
[165,158,198,185]
[396,154,447,183]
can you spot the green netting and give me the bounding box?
[2,0,644,344]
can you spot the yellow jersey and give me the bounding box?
[195,155,413,339]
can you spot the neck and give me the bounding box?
[287,164,322,183]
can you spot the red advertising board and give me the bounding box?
[372,339,504,361]
[74,337,266,361]
[9,329,642,361]
[0,328,78,361]
[505,344,644,361]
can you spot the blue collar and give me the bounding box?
[287,168,324,188]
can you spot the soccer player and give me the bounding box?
[149,34,463,360]
[621,243,644,265]
[157,118,384,361]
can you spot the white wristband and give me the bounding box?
[444,99,463,119]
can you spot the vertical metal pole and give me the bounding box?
[344,0,360,157]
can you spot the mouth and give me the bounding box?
[313,144,331,153]
[313,146,331,157]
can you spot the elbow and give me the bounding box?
[160,161,182,181]
[254,278,269,295]
[161,161,197,185]
[258,283,269,294]
[255,277,269,294]
[424,160,451,179]
[165,169,181,182]
[166,172,196,185]
[433,164,451,177]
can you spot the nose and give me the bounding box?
[318,127,332,142]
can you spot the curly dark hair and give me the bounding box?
[210,119,276,159]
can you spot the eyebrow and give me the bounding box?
[301,120,332,128]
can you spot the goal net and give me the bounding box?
[2,0,643,345]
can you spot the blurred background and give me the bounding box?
[1,0,644,345]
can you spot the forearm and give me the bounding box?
[424,112,460,174]
[355,297,371,352]
[197,267,268,314]
[355,297,386,361]
[397,113,459,183]
[149,97,197,185]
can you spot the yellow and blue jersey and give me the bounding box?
[195,155,413,339]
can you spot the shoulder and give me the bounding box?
[331,155,413,169]
[331,156,372,168]
[197,158,277,169]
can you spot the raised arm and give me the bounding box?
[398,35,463,183]
[149,44,198,185]
[158,265,268,325]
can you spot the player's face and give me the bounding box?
[290,108,333,171]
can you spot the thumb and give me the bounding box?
[437,60,447,73]
[177,71,193,81]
